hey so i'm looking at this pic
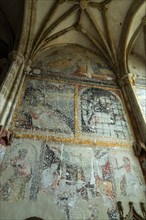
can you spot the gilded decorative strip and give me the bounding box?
[10,77,133,147]
[13,132,132,149]
[27,75,119,90]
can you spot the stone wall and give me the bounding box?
[129,53,146,123]
[1,46,145,220]
[133,86,146,122]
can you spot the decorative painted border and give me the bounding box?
[10,76,134,148]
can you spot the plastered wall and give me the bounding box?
[129,53,146,122]
[1,46,145,220]
[1,138,145,220]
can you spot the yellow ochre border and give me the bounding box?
[10,76,133,149]
[11,132,132,149]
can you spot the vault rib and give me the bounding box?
[81,26,114,69]
[24,0,36,59]
[118,0,145,75]
[89,0,112,9]
[99,5,118,75]
[78,8,84,26]
[85,8,114,65]
[30,4,79,60]
[41,4,79,39]
[31,0,59,57]
[30,2,59,60]
[40,26,75,50]
[33,26,75,56]
[127,17,145,59]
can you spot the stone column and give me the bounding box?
[0,51,25,127]
[118,73,146,182]
[118,73,146,143]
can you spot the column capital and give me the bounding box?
[118,73,137,88]
[24,65,32,75]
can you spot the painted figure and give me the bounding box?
[1,148,31,201]
[80,88,130,139]
[41,145,60,191]
[123,157,131,173]
[15,81,74,134]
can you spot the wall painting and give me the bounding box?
[0,138,145,220]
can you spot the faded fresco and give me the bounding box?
[79,87,132,141]
[12,79,132,142]
[3,46,143,220]
[13,80,75,137]
[31,45,116,86]
[0,138,145,220]
[133,86,146,121]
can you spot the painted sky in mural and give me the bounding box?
[32,46,115,83]
[1,138,145,220]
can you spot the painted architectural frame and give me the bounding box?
[10,77,134,148]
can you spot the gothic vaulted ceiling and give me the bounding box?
[0,0,146,78]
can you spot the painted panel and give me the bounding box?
[1,138,145,220]
[31,45,117,86]
[11,79,133,145]
[13,79,75,138]
[79,86,132,142]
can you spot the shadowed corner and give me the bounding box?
[25,217,44,220]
